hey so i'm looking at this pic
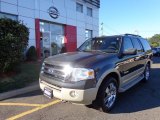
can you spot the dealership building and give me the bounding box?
[0,0,100,58]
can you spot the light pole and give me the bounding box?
[101,22,104,36]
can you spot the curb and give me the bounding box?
[0,84,40,101]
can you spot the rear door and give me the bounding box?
[131,37,145,75]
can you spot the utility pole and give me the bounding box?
[101,22,104,36]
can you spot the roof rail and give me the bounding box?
[125,34,141,37]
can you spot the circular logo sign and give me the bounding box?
[48,6,59,19]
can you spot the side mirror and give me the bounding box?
[123,48,137,55]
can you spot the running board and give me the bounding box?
[119,74,144,92]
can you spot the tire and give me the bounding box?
[143,64,150,82]
[97,77,118,112]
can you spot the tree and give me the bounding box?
[26,46,37,61]
[0,18,29,72]
[150,42,159,47]
[148,34,160,47]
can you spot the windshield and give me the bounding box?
[78,37,121,53]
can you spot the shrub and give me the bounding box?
[0,18,29,72]
[26,46,37,61]
[151,42,159,47]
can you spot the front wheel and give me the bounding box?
[98,77,118,112]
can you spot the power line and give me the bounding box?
[100,23,160,36]
[103,23,120,34]
[138,30,160,33]
[99,23,121,35]
[103,30,113,36]
[101,29,113,36]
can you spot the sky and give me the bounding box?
[99,0,160,38]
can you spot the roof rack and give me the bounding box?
[125,34,141,37]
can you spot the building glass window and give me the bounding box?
[85,29,92,40]
[87,7,92,17]
[40,21,65,58]
[76,3,83,13]
[0,12,18,21]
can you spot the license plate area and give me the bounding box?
[44,87,53,99]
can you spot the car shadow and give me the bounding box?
[89,67,160,114]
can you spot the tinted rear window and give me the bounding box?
[139,38,151,51]
[131,38,143,53]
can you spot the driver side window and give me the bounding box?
[79,40,91,51]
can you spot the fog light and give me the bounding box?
[70,91,78,98]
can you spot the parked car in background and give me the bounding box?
[157,47,160,56]
[152,48,156,55]
[152,47,160,56]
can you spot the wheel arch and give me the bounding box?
[145,59,152,68]
[94,70,121,100]
[97,70,121,88]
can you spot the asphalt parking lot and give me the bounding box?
[0,57,160,120]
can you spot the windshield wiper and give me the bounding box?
[89,50,107,54]
[78,49,91,52]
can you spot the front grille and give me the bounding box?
[42,63,65,81]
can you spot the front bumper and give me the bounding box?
[39,80,97,105]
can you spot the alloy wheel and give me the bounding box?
[103,82,117,109]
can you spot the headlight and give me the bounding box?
[72,68,95,82]
[62,65,95,82]
[63,65,73,77]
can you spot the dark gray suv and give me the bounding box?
[39,34,152,112]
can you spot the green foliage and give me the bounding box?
[150,42,159,47]
[148,34,160,47]
[26,46,37,61]
[0,18,29,72]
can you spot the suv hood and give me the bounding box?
[44,52,114,68]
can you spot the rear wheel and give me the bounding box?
[98,77,118,112]
[143,64,150,82]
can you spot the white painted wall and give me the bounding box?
[0,0,99,47]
